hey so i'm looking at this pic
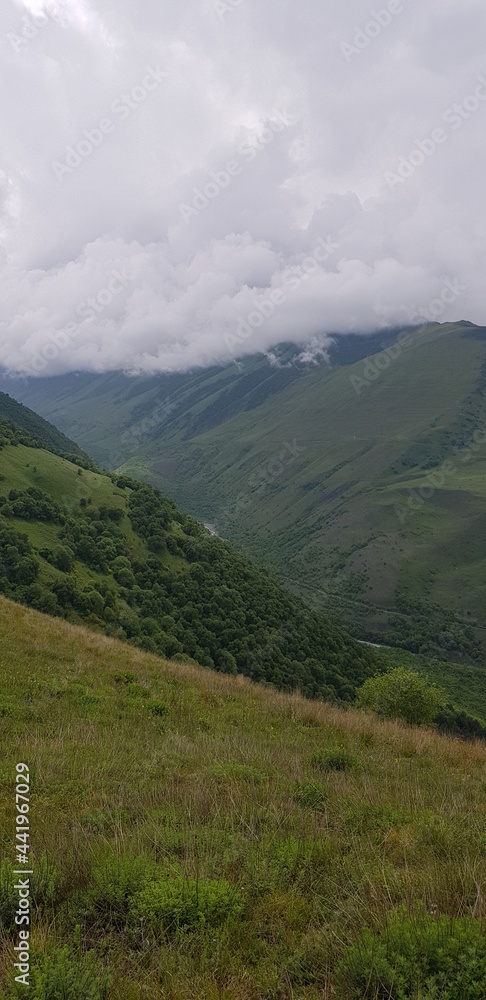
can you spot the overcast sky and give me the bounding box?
[0,0,485,376]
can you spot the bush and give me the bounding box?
[311,747,357,771]
[132,875,243,936]
[356,668,442,726]
[1,943,110,999]
[338,905,486,999]
[151,700,169,717]
[294,781,327,812]
[84,852,154,929]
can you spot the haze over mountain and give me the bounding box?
[1,0,486,376]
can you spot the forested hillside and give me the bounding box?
[5,322,486,661]
[0,391,91,461]
[0,423,377,704]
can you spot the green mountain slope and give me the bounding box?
[0,391,91,462]
[0,426,379,704]
[1,597,486,998]
[4,322,486,660]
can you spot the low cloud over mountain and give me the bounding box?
[1,0,485,375]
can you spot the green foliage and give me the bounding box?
[113,671,138,685]
[50,545,74,572]
[356,668,442,726]
[434,703,486,742]
[0,438,379,706]
[133,875,244,936]
[376,647,486,731]
[84,852,154,929]
[1,943,110,999]
[294,780,328,811]
[311,746,357,771]
[268,836,315,886]
[338,906,486,999]
[383,596,483,663]
[0,394,92,463]
[150,700,169,717]
[0,861,17,935]
[0,521,39,589]
[13,323,486,666]
[31,852,60,912]
[0,487,63,522]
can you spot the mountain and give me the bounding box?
[0,416,379,704]
[4,321,486,661]
[0,390,92,462]
[1,595,486,997]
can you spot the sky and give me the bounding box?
[0,0,485,376]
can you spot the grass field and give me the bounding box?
[1,597,486,998]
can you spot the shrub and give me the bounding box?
[269,836,314,887]
[294,781,327,811]
[311,747,357,771]
[337,906,486,999]
[151,700,169,717]
[132,875,243,936]
[356,668,442,726]
[1,943,110,999]
[113,672,138,685]
[125,682,150,699]
[84,852,154,929]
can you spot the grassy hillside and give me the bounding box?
[1,597,486,998]
[0,430,378,704]
[4,322,486,660]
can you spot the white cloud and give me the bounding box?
[0,0,485,375]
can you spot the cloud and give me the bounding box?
[0,0,485,375]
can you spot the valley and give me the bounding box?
[4,321,486,661]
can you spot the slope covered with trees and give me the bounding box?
[5,322,486,660]
[0,422,377,704]
[0,391,94,466]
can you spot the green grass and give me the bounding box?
[1,596,486,998]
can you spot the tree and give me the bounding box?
[216,650,238,675]
[52,545,74,573]
[356,667,442,726]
